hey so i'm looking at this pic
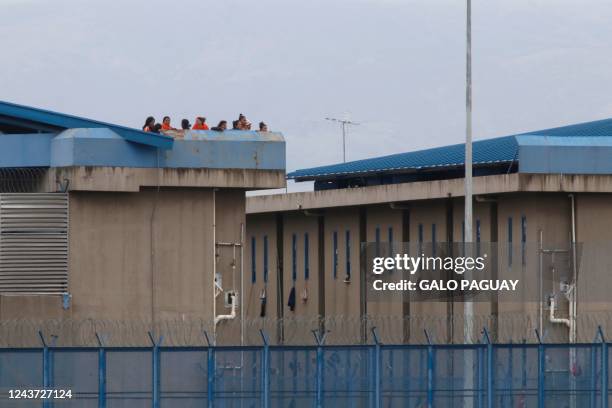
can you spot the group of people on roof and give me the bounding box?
[142,113,268,135]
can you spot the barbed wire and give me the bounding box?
[0,167,47,193]
[1,311,610,347]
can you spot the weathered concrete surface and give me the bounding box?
[43,166,285,192]
[245,188,612,344]
[0,188,246,345]
[247,173,612,214]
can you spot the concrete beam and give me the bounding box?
[247,173,612,213]
[45,166,286,192]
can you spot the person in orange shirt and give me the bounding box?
[192,116,209,130]
[161,116,177,131]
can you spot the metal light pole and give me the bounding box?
[464,0,474,346]
[325,117,359,163]
[464,1,475,406]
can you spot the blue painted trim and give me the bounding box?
[0,128,285,170]
[0,133,52,167]
[0,100,173,149]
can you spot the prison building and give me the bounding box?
[0,100,285,346]
[245,118,612,345]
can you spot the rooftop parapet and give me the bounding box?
[0,102,285,192]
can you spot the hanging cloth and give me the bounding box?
[301,287,308,303]
[259,288,267,317]
[287,286,296,312]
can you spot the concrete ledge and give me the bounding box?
[45,166,286,192]
[247,173,612,213]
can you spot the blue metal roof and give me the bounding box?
[288,118,612,180]
[0,100,173,149]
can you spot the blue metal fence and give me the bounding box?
[0,332,610,407]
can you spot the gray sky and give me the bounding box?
[3,0,612,191]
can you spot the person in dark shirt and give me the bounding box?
[259,122,268,132]
[142,116,157,132]
[232,120,240,130]
[211,120,227,132]
[181,119,191,130]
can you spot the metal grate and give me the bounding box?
[0,193,68,294]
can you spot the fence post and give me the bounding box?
[536,329,545,408]
[477,332,485,408]
[371,327,382,408]
[482,328,494,408]
[260,330,270,408]
[39,331,52,408]
[95,333,106,408]
[148,332,162,408]
[508,341,514,408]
[425,330,434,408]
[313,330,327,408]
[204,331,215,408]
[599,326,608,408]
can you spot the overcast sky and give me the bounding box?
[3,0,612,191]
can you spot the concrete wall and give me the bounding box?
[0,188,247,346]
[245,190,612,344]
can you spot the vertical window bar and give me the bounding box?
[345,230,351,280]
[462,221,466,256]
[333,231,338,279]
[251,236,256,283]
[304,233,309,280]
[388,227,393,258]
[263,235,269,283]
[476,219,481,256]
[375,226,381,257]
[418,223,424,255]
[508,217,513,267]
[521,215,527,266]
[432,224,437,257]
[292,233,297,282]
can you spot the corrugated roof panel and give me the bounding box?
[288,117,612,180]
[288,136,518,179]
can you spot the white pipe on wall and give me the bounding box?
[215,293,238,326]
[549,295,570,327]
